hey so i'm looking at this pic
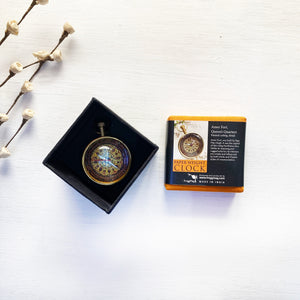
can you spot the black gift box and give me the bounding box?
[43,98,158,213]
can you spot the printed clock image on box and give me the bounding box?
[173,120,208,174]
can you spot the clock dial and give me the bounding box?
[178,133,204,158]
[82,137,131,185]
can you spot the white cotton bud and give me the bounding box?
[36,0,49,4]
[21,81,34,93]
[6,20,19,35]
[0,113,9,123]
[0,147,11,158]
[50,49,62,62]
[22,108,35,120]
[9,61,23,74]
[33,50,50,61]
[63,22,75,34]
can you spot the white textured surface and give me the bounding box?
[0,0,300,299]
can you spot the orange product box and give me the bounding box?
[165,116,246,192]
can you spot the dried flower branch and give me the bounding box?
[0,0,49,46]
[51,22,75,54]
[1,5,74,159]
[0,62,23,88]
[0,23,74,118]
[0,22,74,89]
[0,109,34,158]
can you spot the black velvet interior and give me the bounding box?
[43,98,158,213]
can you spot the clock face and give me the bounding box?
[178,133,204,158]
[82,137,131,185]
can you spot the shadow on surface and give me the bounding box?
[164,189,235,218]
[64,183,106,221]
[0,159,10,175]
[46,61,64,77]
[20,92,33,109]
[20,117,35,138]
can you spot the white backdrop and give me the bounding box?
[1,0,300,299]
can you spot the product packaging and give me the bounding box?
[165,116,246,192]
[43,98,158,213]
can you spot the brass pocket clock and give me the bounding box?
[82,122,131,185]
[178,125,204,158]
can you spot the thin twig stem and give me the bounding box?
[1,28,70,114]
[0,32,9,46]
[0,0,37,47]
[23,60,40,69]
[5,119,27,147]
[0,29,68,87]
[18,0,37,25]
[6,92,23,115]
[0,60,40,88]
[51,31,68,54]
[29,61,45,81]
[0,73,14,88]
[5,61,44,115]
